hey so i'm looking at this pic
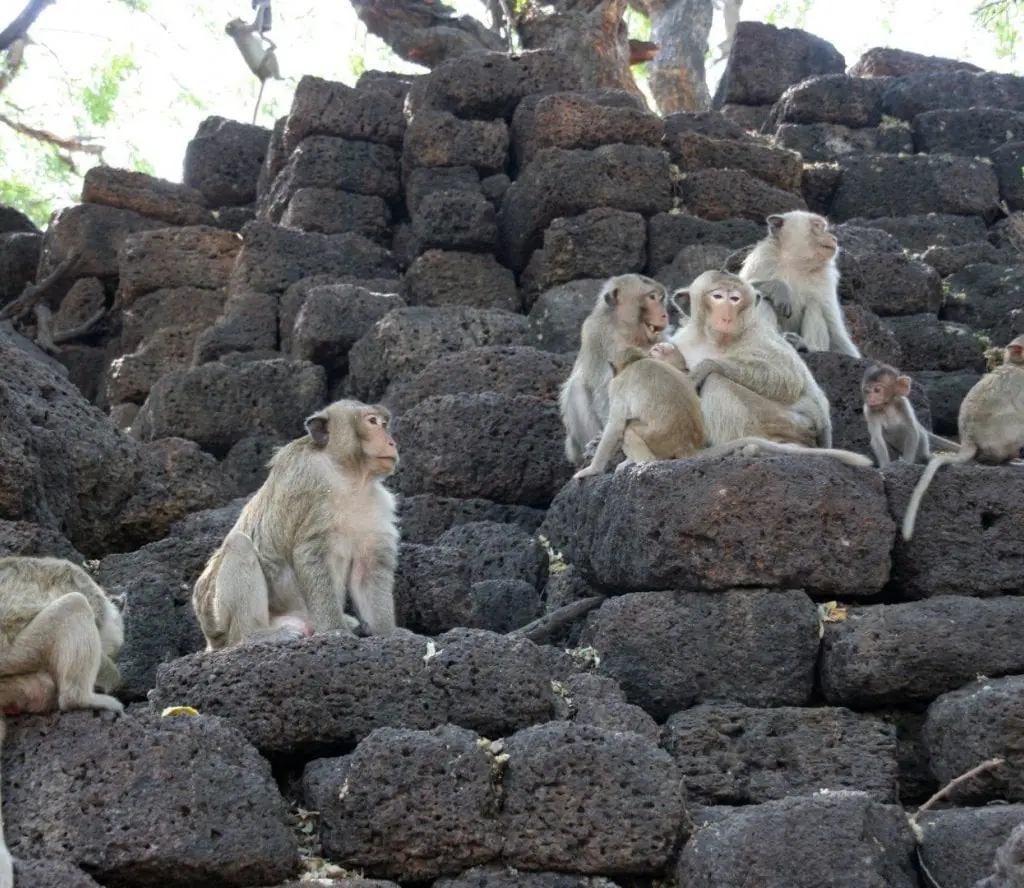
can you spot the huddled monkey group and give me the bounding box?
[0,212,1020,880]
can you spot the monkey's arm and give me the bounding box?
[799,302,832,352]
[348,541,398,635]
[865,410,890,468]
[690,357,799,403]
[574,415,627,478]
[750,279,793,319]
[819,298,861,357]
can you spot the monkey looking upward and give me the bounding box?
[559,274,670,465]
[740,211,861,357]
[862,362,958,467]
[193,399,400,650]
[902,335,1024,540]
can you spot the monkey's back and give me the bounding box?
[616,359,706,457]
[959,366,1024,457]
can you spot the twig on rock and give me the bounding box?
[911,756,1004,823]
[0,251,81,324]
[509,595,605,644]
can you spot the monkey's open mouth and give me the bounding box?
[646,323,665,336]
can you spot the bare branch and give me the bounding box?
[0,0,52,53]
[34,302,107,353]
[0,113,104,172]
[0,252,81,324]
[0,34,29,94]
[509,596,606,644]
[911,757,1005,822]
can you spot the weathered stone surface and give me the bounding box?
[886,461,1024,599]
[391,393,572,507]
[121,286,228,352]
[406,50,582,121]
[281,187,391,241]
[231,221,399,294]
[676,794,918,888]
[943,264,1024,343]
[663,703,898,804]
[0,231,42,304]
[925,676,1024,804]
[394,543,474,634]
[553,672,659,742]
[3,712,299,887]
[712,21,845,107]
[499,145,672,271]
[526,279,603,353]
[151,629,560,754]
[471,579,543,633]
[501,723,684,874]
[646,213,761,273]
[679,168,806,221]
[520,208,646,304]
[384,346,570,415]
[53,276,105,334]
[403,111,509,176]
[117,225,239,308]
[262,136,401,223]
[654,243,735,293]
[511,92,664,168]
[135,358,326,457]
[919,805,1024,888]
[37,203,165,281]
[183,115,270,207]
[290,284,404,379]
[842,304,903,366]
[671,131,803,193]
[883,315,986,373]
[436,868,618,888]
[830,154,1000,221]
[256,114,287,200]
[405,165,481,214]
[766,74,887,129]
[821,597,1024,709]
[920,241,1007,277]
[913,108,1024,157]
[412,190,499,253]
[0,520,81,560]
[283,75,406,153]
[882,71,1024,120]
[397,494,545,546]
[12,859,102,887]
[580,590,818,720]
[664,109,749,141]
[847,213,988,251]
[842,254,942,318]
[402,250,516,313]
[992,141,1024,211]
[0,205,38,234]
[801,161,843,213]
[850,47,982,77]
[915,370,981,437]
[542,456,891,597]
[304,726,502,880]
[436,520,548,590]
[347,307,530,402]
[774,121,913,163]
[82,166,213,227]
[193,290,277,363]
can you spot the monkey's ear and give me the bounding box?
[895,375,912,396]
[767,215,785,233]
[305,412,330,448]
[603,285,620,307]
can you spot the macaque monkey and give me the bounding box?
[862,362,958,467]
[193,399,401,650]
[902,336,1024,540]
[573,345,706,479]
[559,274,670,465]
[740,211,861,357]
[0,557,124,716]
[225,16,282,124]
[0,720,10,888]
[670,270,833,448]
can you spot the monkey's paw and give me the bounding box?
[572,466,598,480]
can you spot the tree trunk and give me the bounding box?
[516,0,645,103]
[633,0,714,113]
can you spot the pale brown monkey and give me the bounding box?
[0,557,124,716]
[862,362,958,467]
[193,399,400,650]
[669,270,833,448]
[573,346,707,479]
[559,274,670,465]
[225,16,282,124]
[0,719,10,888]
[740,211,861,357]
[902,336,1024,540]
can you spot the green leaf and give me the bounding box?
[81,53,140,127]
[0,178,52,228]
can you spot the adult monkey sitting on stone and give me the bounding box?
[193,399,400,650]
[669,270,835,449]
[559,273,670,465]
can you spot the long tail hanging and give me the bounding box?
[252,79,266,125]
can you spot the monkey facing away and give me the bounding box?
[670,270,834,449]
[560,274,670,465]
[862,362,958,467]
[740,211,861,357]
[0,556,124,716]
[193,399,401,650]
[225,16,282,124]
[573,345,707,479]
[902,335,1024,540]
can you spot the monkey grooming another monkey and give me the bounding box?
[573,345,707,479]
[560,274,670,465]
[0,557,124,716]
[670,270,834,448]
[193,399,401,650]
[902,336,1024,540]
[862,362,958,467]
[740,211,861,357]
[225,16,282,124]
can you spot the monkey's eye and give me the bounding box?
[728,293,742,304]
[709,291,725,301]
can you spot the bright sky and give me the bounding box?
[0,0,1020,210]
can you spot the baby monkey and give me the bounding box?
[573,344,707,478]
[862,362,958,467]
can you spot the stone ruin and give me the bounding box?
[0,19,1023,888]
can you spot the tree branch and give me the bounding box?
[0,113,104,172]
[509,596,606,644]
[0,34,29,94]
[0,252,81,324]
[0,0,53,54]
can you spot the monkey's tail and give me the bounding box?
[901,445,976,541]
[702,436,873,468]
[927,432,960,453]
[252,80,266,125]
